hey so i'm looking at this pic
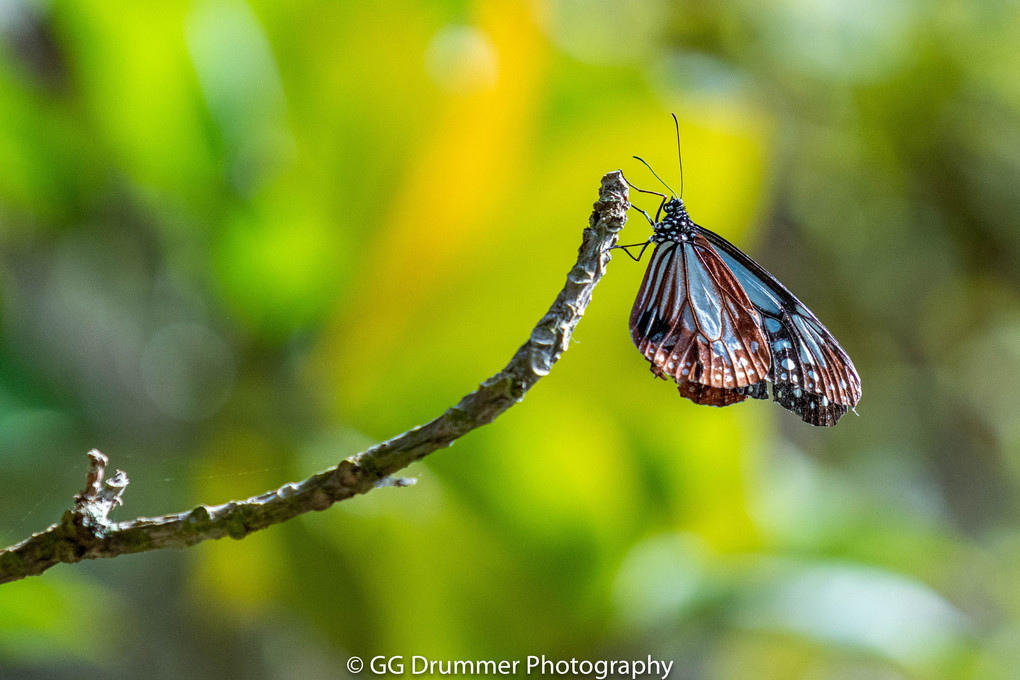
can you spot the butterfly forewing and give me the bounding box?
[630,233,772,407]
[699,227,862,426]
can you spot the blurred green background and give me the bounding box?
[1,0,1019,678]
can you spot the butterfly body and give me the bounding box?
[629,196,861,426]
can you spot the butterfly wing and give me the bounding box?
[630,234,772,407]
[698,227,862,426]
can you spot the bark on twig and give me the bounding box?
[0,171,631,584]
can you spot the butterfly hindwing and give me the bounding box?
[698,227,862,426]
[630,233,772,407]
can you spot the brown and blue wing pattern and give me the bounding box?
[700,227,862,426]
[629,233,772,407]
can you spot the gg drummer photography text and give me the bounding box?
[352,655,676,679]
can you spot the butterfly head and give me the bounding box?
[662,197,687,218]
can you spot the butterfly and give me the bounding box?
[620,138,861,426]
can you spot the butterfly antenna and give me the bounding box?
[632,156,677,199]
[671,113,683,198]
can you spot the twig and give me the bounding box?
[0,171,631,584]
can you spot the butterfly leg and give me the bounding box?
[632,206,656,226]
[610,241,652,261]
[623,177,670,222]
